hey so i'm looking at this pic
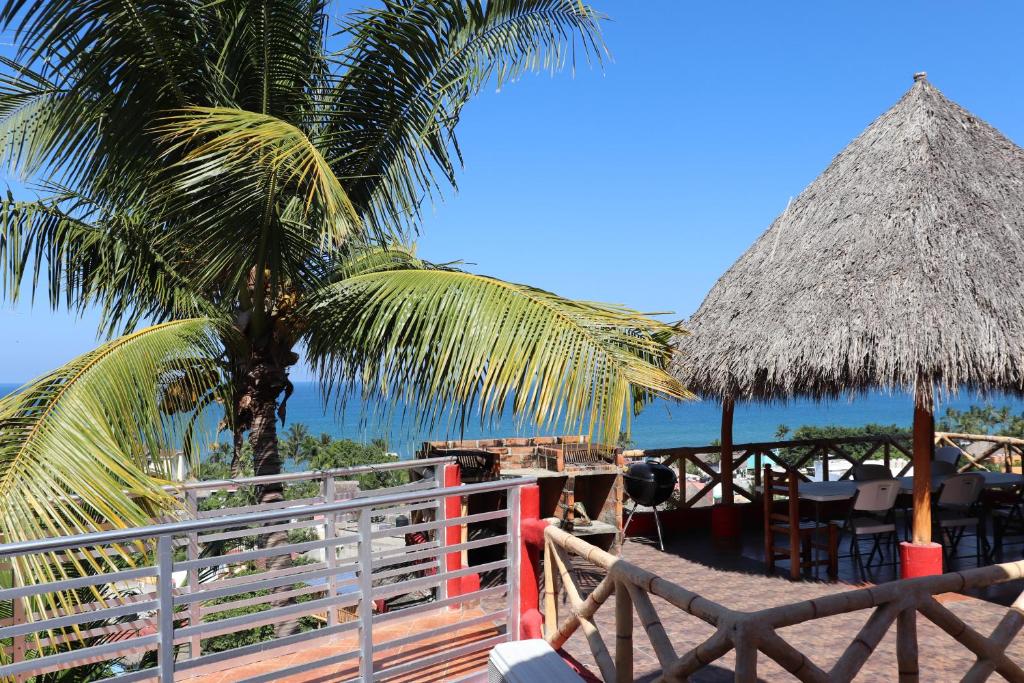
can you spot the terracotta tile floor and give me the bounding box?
[180,605,501,683]
[559,532,1024,681]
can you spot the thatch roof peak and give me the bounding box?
[675,77,1024,404]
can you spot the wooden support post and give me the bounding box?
[897,606,919,682]
[901,378,942,577]
[720,397,735,505]
[912,382,934,544]
[614,582,633,683]
[543,540,558,639]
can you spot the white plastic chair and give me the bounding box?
[832,479,901,577]
[934,446,962,468]
[934,472,988,565]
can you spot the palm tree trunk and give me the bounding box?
[235,335,301,636]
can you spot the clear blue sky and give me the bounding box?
[3,1,1024,382]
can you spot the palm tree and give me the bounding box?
[0,0,688,577]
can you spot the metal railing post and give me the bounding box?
[324,474,338,628]
[184,489,201,659]
[358,508,374,683]
[157,534,175,682]
[507,485,521,642]
[11,569,26,683]
[436,486,447,603]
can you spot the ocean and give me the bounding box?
[5,381,1024,458]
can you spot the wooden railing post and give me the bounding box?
[720,397,735,505]
[897,606,919,682]
[614,581,632,682]
[543,539,557,639]
[733,631,758,683]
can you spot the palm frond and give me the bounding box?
[0,318,223,647]
[327,0,605,233]
[304,266,689,445]
[156,106,362,245]
[0,190,207,334]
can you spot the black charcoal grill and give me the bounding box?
[623,459,677,551]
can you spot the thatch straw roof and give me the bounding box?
[674,74,1024,404]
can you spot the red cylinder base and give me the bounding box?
[711,504,741,537]
[899,541,942,578]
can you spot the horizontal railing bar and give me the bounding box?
[180,457,453,492]
[194,560,327,591]
[0,478,535,557]
[20,588,158,627]
[175,535,355,571]
[370,562,437,584]
[372,633,507,681]
[37,614,158,649]
[197,496,324,518]
[174,617,362,673]
[0,599,158,639]
[373,534,509,571]
[644,434,913,458]
[372,560,506,601]
[196,516,323,544]
[94,668,158,683]
[375,584,508,625]
[357,478,437,498]
[373,500,439,520]
[178,561,359,606]
[369,508,508,541]
[175,592,347,640]
[372,608,507,654]
[0,633,160,678]
[370,540,441,566]
[0,565,158,601]
[235,645,361,683]
[200,582,329,617]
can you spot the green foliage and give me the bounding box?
[938,405,1024,438]
[199,569,318,654]
[773,423,907,467]
[0,6,689,670]
[285,428,404,491]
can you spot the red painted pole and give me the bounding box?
[443,463,464,600]
[518,484,546,640]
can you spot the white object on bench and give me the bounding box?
[487,639,584,682]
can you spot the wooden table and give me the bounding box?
[793,472,1023,569]
[795,471,1024,502]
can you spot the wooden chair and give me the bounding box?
[763,465,838,579]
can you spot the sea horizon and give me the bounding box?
[5,381,1024,458]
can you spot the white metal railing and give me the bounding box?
[0,473,532,682]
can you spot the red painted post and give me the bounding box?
[443,464,464,601]
[518,483,547,639]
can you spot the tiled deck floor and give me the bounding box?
[181,604,500,683]
[559,530,1024,681]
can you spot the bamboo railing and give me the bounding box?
[642,432,1022,508]
[541,523,1024,682]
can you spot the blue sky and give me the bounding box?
[3,1,1024,382]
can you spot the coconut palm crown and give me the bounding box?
[0,0,689,556]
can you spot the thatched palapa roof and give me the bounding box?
[674,73,1024,404]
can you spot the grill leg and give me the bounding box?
[652,505,665,552]
[623,501,640,542]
